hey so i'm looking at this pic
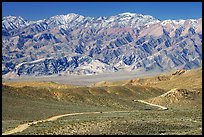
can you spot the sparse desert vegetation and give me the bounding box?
[2,2,202,135]
[2,68,202,135]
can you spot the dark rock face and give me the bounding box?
[2,13,202,77]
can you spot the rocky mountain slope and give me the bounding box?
[2,12,202,77]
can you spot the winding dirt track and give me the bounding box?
[2,110,132,135]
[136,100,168,110]
[2,100,168,135]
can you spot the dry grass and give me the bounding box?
[2,68,202,135]
[2,81,75,89]
[128,68,202,91]
[145,88,202,108]
[93,68,202,92]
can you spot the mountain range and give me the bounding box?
[2,12,202,77]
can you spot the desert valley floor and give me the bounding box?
[2,68,202,135]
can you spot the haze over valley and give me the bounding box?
[2,2,202,135]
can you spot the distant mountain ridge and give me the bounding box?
[2,12,202,77]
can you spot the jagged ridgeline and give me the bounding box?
[2,13,202,77]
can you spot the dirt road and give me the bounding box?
[2,99,168,135]
[136,100,168,110]
[2,110,132,135]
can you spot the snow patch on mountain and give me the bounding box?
[2,12,202,77]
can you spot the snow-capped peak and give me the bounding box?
[2,15,29,31]
[3,15,24,21]
[2,12,202,77]
[45,13,86,28]
[96,16,107,21]
[160,19,200,28]
[49,13,83,20]
[118,12,138,16]
[161,19,185,26]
